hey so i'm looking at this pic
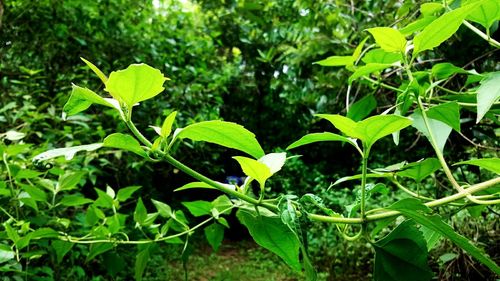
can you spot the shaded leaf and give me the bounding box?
[60,195,93,207]
[397,158,441,182]
[174,181,218,192]
[476,72,500,123]
[134,198,148,225]
[454,158,500,174]
[348,63,394,84]
[411,111,452,153]
[116,186,142,202]
[347,94,377,122]
[204,223,224,252]
[427,102,461,132]
[181,201,212,217]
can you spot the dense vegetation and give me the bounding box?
[1,0,499,280]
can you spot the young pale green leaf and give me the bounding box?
[454,158,500,174]
[63,85,114,116]
[134,198,148,225]
[400,16,437,36]
[373,220,433,281]
[352,36,369,60]
[135,246,150,281]
[411,111,452,153]
[258,152,286,174]
[237,210,302,272]
[355,115,413,148]
[413,3,477,54]
[431,63,467,80]
[176,120,265,159]
[103,133,147,158]
[314,56,354,67]
[286,132,355,150]
[389,198,500,275]
[347,94,377,122]
[466,0,500,29]
[204,223,225,252]
[396,158,441,182]
[116,186,142,202]
[59,195,93,207]
[233,156,271,187]
[152,199,172,218]
[362,49,403,64]
[81,57,108,83]
[181,200,213,217]
[174,181,218,192]
[33,143,103,162]
[104,64,167,109]
[315,114,359,138]
[420,3,444,16]
[476,72,500,123]
[366,27,407,53]
[160,111,177,137]
[426,101,461,132]
[348,63,394,84]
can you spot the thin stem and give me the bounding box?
[462,20,500,48]
[360,146,370,220]
[126,120,152,147]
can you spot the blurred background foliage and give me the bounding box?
[1,0,499,280]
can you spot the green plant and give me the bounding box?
[2,0,500,280]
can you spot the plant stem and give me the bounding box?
[126,120,153,147]
[360,146,370,220]
[462,20,500,48]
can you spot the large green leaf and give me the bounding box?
[181,201,213,217]
[454,158,500,174]
[33,143,103,162]
[389,199,500,274]
[347,94,377,122]
[413,4,477,54]
[476,72,500,123]
[315,114,359,138]
[175,120,265,159]
[233,156,271,187]
[314,56,354,67]
[411,111,452,153]
[204,223,225,252]
[396,158,441,182]
[366,27,407,53]
[104,64,167,109]
[237,210,301,272]
[63,85,114,116]
[400,16,437,36]
[420,3,444,16]
[373,220,432,281]
[431,63,467,80]
[52,240,73,264]
[103,133,147,158]
[466,0,500,29]
[286,132,355,150]
[355,115,413,148]
[426,102,461,132]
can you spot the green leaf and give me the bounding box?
[366,27,407,53]
[237,210,301,272]
[0,244,15,263]
[286,132,356,150]
[94,188,114,209]
[116,186,142,202]
[258,152,286,174]
[22,185,47,202]
[212,195,233,215]
[58,171,85,191]
[51,240,73,264]
[352,36,369,60]
[355,115,413,148]
[59,195,93,207]
[347,94,377,122]
[431,63,467,80]
[15,169,43,180]
[348,63,394,84]
[420,3,443,16]
[314,56,354,67]
[174,181,218,192]
[87,243,114,262]
[476,72,500,123]
[152,199,172,218]
[411,111,452,153]
[388,198,500,275]
[420,225,442,250]
[466,0,500,29]
[426,102,461,132]
[104,64,167,109]
[413,3,478,54]
[181,201,213,217]
[396,158,441,183]
[81,57,108,83]
[63,84,113,116]
[204,223,225,251]
[103,133,147,157]
[362,49,403,64]
[373,220,433,281]
[315,114,359,138]
[233,156,271,187]
[134,198,148,225]
[454,158,500,174]
[176,120,265,159]
[33,143,103,162]
[160,111,177,138]
[135,246,150,281]
[400,16,437,36]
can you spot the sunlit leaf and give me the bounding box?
[426,102,461,132]
[476,72,500,123]
[396,158,441,182]
[367,27,407,53]
[63,84,114,116]
[454,158,500,174]
[81,57,108,83]
[103,133,147,157]
[466,0,500,29]
[233,156,271,187]
[314,56,354,66]
[362,49,403,64]
[286,132,355,150]
[160,111,177,138]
